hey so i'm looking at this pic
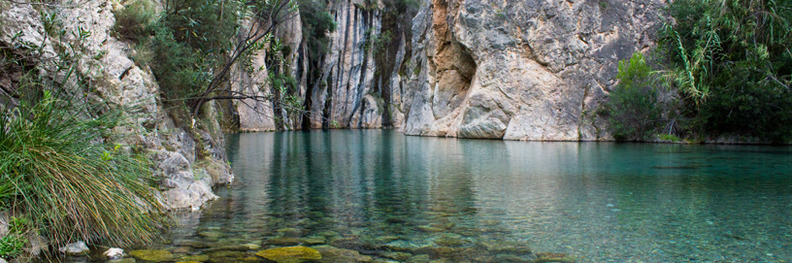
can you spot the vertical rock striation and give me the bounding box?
[226,0,667,140]
[308,0,383,129]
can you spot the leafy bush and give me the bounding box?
[659,0,792,141]
[0,88,169,247]
[113,0,157,42]
[605,53,676,141]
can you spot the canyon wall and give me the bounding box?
[240,0,667,141]
[308,0,384,129]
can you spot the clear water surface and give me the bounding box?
[166,130,792,262]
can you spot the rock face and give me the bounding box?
[233,11,307,131]
[308,0,383,129]
[0,0,233,210]
[398,0,666,140]
[231,0,666,141]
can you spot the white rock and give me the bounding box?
[59,241,89,255]
[104,247,124,259]
[1,257,8,263]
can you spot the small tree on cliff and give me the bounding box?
[148,0,299,121]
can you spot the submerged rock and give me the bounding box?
[255,246,322,263]
[431,246,477,259]
[478,239,532,254]
[432,233,473,247]
[302,236,327,245]
[108,259,136,263]
[179,254,209,262]
[266,237,303,246]
[276,228,302,236]
[383,240,435,254]
[208,250,248,262]
[533,253,576,262]
[172,246,192,254]
[59,241,89,255]
[381,251,412,261]
[197,230,225,239]
[495,253,532,262]
[204,244,260,252]
[407,254,431,263]
[312,245,372,263]
[129,249,175,262]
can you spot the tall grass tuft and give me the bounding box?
[0,86,170,247]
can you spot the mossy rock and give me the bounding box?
[312,245,372,263]
[302,236,327,245]
[179,254,209,262]
[129,250,175,262]
[255,246,321,263]
[534,253,576,262]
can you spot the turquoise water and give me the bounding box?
[168,130,791,262]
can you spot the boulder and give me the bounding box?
[129,249,175,262]
[104,247,124,260]
[312,245,372,263]
[255,246,322,263]
[59,241,89,255]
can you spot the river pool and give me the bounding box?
[112,130,792,262]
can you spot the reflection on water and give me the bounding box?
[166,130,791,262]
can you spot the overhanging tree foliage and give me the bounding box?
[659,0,792,141]
[148,0,299,119]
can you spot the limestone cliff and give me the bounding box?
[307,0,384,129]
[239,0,666,140]
[398,0,666,140]
[221,0,666,140]
[0,0,233,210]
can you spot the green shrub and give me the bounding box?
[0,217,28,259]
[0,88,169,247]
[149,24,208,102]
[113,0,157,42]
[659,0,792,141]
[605,52,673,141]
[0,235,25,258]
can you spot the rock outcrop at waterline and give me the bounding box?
[398,0,666,140]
